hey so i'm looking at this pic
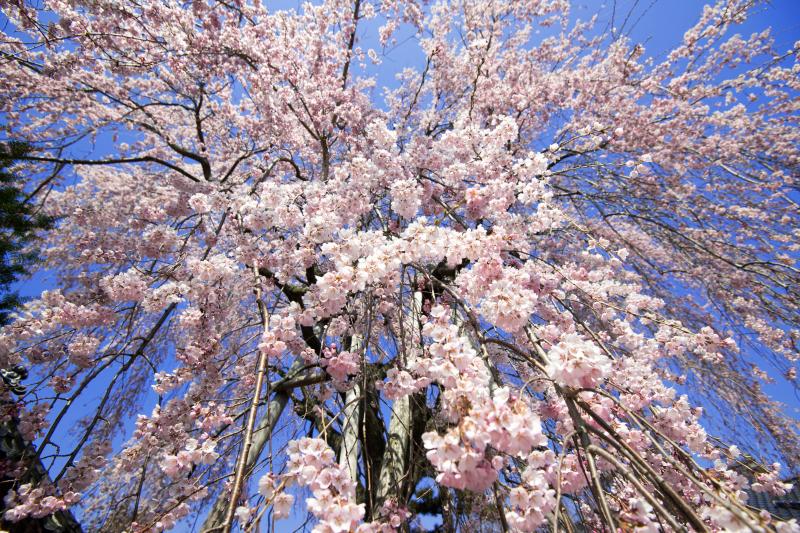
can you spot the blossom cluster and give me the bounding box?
[544,333,612,389]
[284,438,366,532]
[2,484,80,523]
[320,345,360,385]
[159,438,219,478]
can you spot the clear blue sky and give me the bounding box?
[5,0,799,531]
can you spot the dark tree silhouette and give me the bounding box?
[0,141,53,326]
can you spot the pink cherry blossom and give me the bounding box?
[0,0,797,531]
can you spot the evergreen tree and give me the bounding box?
[0,141,53,326]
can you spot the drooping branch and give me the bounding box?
[220,272,273,533]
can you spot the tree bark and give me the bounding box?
[339,335,364,483]
[375,291,422,509]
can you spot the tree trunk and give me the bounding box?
[339,335,364,483]
[375,291,422,509]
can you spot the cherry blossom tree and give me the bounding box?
[0,0,798,531]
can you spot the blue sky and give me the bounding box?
[4,0,800,531]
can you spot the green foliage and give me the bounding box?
[0,141,53,326]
